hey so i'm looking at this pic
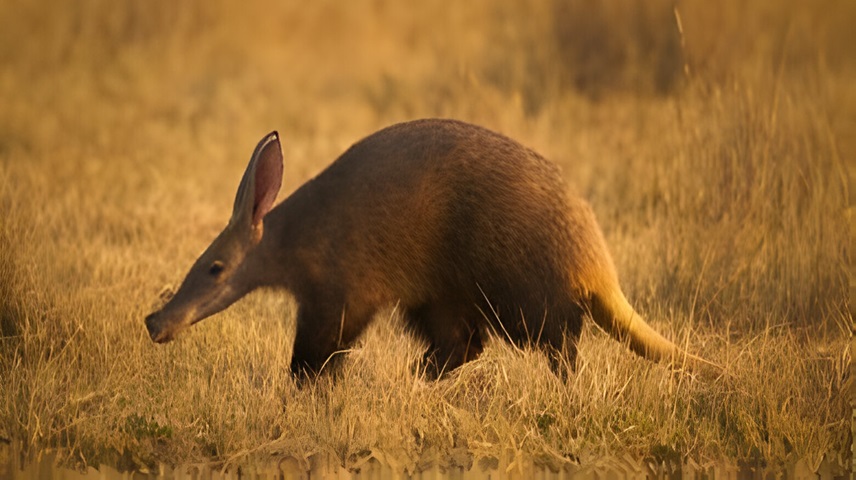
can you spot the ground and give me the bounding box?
[0,0,852,474]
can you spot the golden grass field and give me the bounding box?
[0,0,853,474]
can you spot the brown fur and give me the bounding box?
[145,119,712,378]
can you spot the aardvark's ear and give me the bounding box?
[231,131,283,229]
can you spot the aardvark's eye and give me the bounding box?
[209,261,225,276]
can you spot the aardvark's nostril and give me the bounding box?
[145,313,160,340]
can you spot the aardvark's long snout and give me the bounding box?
[145,312,173,343]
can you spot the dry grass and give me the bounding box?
[0,0,852,474]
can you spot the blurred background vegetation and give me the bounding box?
[0,0,852,472]
[2,0,850,332]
